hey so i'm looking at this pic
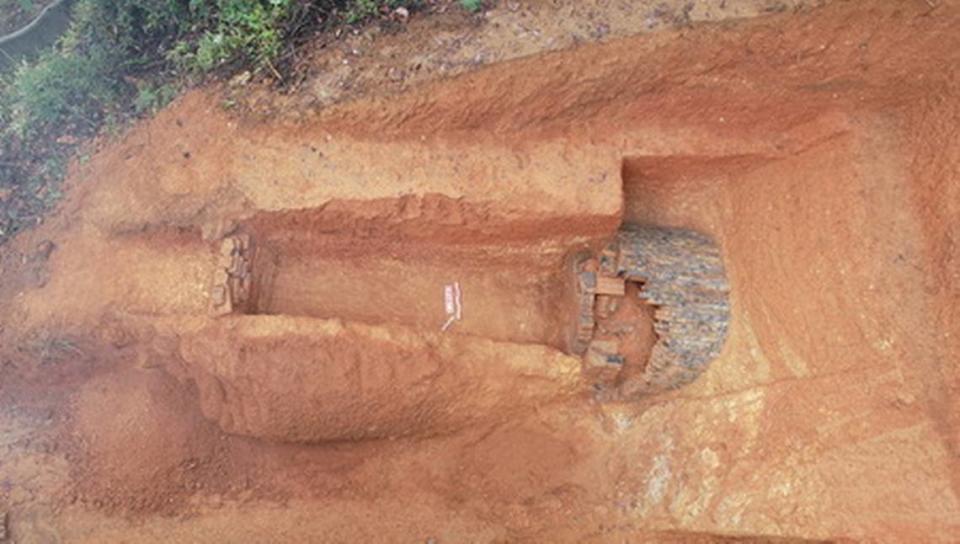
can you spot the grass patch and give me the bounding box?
[458,0,482,13]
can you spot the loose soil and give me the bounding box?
[0,0,959,542]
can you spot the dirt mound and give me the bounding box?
[69,369,229,513]
[168,315,581,442]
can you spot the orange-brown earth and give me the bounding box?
[0,0,959,542]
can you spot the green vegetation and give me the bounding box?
[458,0,482,13]
[6,48,119,139]
[170,0,294,73]
[0,0,423,242]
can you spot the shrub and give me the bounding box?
[458,0,482,13]
[171,0,294,73]
[6,48,121,139]
[133,82,179,115]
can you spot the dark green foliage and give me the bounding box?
[6,48,120,138]
[133,82,179,115]
[170,0,294,72]
[458,0,481,13]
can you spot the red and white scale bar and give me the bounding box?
[441,281,463,332]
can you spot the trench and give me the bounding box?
[221,201,595,351]
[249,240,572,348]
[195,164,732,383]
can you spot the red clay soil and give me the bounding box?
[0,1,959,542]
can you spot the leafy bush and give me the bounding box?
[171,0,294,73]
[459,0,482,13]
[6,49,120,139]
[133,82,179,115]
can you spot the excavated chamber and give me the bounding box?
[569,225,730,399]
[205,196,612,350]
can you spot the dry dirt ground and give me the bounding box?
[1,0,960,542]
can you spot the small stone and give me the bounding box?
[387,67,405,82]
[231,281,248,304]
[605,354,625,365]
[220,238,235,257]
[579,271,597,289]
[212,268,230,286]
[230,71,252,87]
[229,257,248,277]
[211,285,228,306]
[393,6,409,21]
[234,234,250,251]
[896,391,916,406]
[34,240,56,260]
